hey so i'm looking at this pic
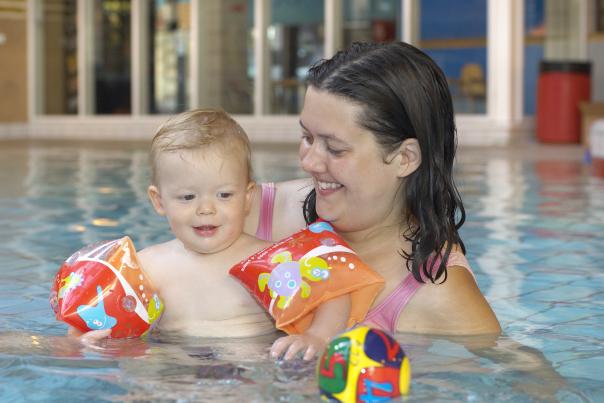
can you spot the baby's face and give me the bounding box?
[151,147,253,254]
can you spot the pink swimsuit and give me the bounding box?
[363,252,473,333]
[255,182,276,242]
[255,182,474,334]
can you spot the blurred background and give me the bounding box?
[0,0,603,147]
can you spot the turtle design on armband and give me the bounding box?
[257,251,331,311]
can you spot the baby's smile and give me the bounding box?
[193,225,218,237]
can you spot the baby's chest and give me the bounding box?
[159,272,261,319]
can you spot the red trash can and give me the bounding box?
[536,61,591,143]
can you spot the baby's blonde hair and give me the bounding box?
[150,108,252,185]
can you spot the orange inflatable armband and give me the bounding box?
[50,236,164,338]
[229,221,384,334]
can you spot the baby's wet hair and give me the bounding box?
[150,108,252,184]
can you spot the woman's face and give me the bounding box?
[299,86,404,233]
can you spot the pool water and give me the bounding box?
[0,140,603,402]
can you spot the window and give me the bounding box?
[418,0,487,114]
[524,0,544,116]
[596,0,604,33]
[195,0,253,114]
[268,0,324,114]
[149,0,191,114]
[93,0,131,114]
[41,0,78,115]
[342,0,401,48]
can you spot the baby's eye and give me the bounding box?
[180,194,195,201]
[217,192,233,200]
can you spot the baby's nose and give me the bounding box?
[196,200,216,215]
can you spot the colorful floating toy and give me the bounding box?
[229,221,384,334]
[50,236,164,338]
[317,326,411,402]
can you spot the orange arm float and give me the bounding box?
[50,237,164,338]
[230,221,384,334]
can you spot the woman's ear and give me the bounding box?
[390,138,422,178]
[147,185,166,216]
[244,181,256,214]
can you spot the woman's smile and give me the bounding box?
[316,180,343,195]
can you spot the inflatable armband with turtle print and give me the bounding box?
[229,221,385,334]
[50,236,164,338]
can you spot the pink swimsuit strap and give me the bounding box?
[255,182,276,241]
[363,251,473,333]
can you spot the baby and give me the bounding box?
[72,108,348,360]
[140,108,274,338]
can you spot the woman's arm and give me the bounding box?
[460,335,566,400]
[269,294,351,360]
[245,178,313,241]
[397,266,502,335]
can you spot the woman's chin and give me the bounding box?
[315,206,337,223]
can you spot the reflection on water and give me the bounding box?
[1,142,603,401]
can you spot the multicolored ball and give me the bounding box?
[317,326,411,402]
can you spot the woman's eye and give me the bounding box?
[327,147,344,156]
[301,133,313,145]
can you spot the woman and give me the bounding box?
[245,42,501,345]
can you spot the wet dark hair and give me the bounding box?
[302,41,465,284]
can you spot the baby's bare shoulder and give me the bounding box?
[137,240,181,278]
[138,240,178,260]
[238,233,272,255]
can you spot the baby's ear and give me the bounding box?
[244,181,256,213]
[147,185,166,216]
[391,138,421,178]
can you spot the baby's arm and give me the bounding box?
[270,294,350,360]
[67,326,111,346]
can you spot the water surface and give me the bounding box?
[0,140,602,402]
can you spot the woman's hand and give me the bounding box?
[67,326,111,347]
[270,333,327,361]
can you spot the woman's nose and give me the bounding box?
[299,143,326,173]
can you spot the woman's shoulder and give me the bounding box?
[272,178,312,232]
[245,178,312,241]
[272,178,314,211]
[273,177,314,193]
[398,264,501,335]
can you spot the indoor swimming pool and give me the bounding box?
[0,140,603,402]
